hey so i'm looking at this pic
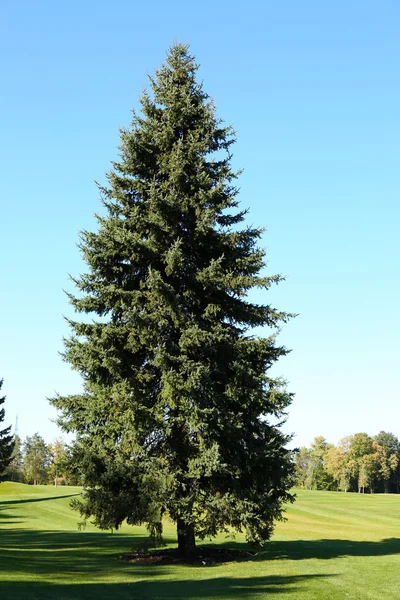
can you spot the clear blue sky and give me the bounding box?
[1,0,399,448]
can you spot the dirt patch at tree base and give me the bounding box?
[121,546,256,565]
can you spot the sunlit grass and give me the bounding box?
[1,482,400,599]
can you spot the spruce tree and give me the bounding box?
[51,44,294,558]
[0,379,14,476]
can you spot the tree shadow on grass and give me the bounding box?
[0,527,160,550]
[0,574,336,600]
[1,529,337,599]
[210,537,400,561]
[1,529,400,600]
[1,493,80,505]
[0,506,26,523]
[0,528,176,576]
[2,529,400,569]
[0,518,24,524]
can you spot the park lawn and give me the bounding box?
[1,483,400,599]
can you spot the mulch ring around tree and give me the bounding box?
[120,546,257,565]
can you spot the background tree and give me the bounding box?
[350,433,374,492]
[357,453,379,493]
[294,446,311,488]
[48,438,68,486]
[298,432,400,494]
[374,432,400,493]
[357,456,369,493]
[3,434,23,482]
[51,43,294,558]
[306,436,335,490]
[372,440,398,494]
[325,436,355,492]
[22,434,51,485]
[294,437,335,490]
[0,379,14,477]
[350,433,373,458]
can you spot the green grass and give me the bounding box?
[1,482,400,599]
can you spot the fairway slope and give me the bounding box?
[1,484,400,599]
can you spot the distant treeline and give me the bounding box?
[1,433,81,486]
[295,432,400,493]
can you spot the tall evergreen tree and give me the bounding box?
[51,44,294,558]
[0,379,14,477]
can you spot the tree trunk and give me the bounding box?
[177,518,196,559]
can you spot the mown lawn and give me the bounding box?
[1,482,400,599]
